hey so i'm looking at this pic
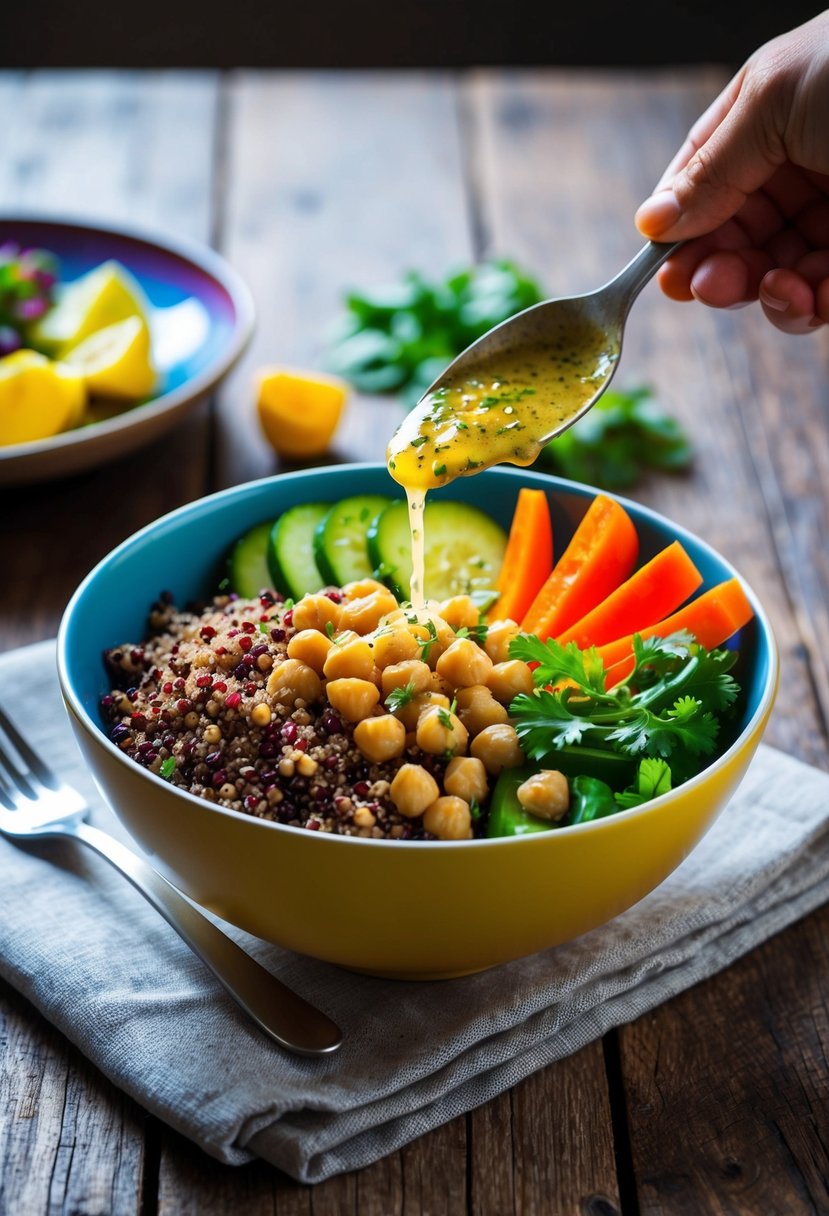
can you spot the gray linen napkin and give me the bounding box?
[2,640,829,1183]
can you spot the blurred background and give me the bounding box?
[6,0,826,68]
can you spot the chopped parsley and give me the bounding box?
[160,756,176,780]
[385,680,417,713]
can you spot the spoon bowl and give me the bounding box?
[431,240,680,442]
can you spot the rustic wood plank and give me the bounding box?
[213,70,474,488]
[469,1041,621,1216]
[466,67,829,1210]
[621,903,829,1215]
[0,70,220,650]
[0,978,146,1216]
[0,70,221,1214]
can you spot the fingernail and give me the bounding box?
[635,191,684,237]
[759,290,789,313]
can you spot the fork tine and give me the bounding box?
[0,702,58,792]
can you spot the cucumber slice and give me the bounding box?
[228,520,275,598]
[267,503,329,599]
[368,499,508,602]
[314,494,391,585]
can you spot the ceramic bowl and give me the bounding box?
[0,216,254,485]
[57,464,778,979]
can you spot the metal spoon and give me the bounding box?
[425,240,681,442]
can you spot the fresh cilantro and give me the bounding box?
[160,756,176,780]
[385,680,416,713]
[614,758,673,809]
[437,704,454,729]
[418,619,439,662]
[469,796,482,821]
[325,620,336,639]
[509,631,741,767]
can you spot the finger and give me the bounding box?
[654,222,754,299]
[795,199,829,248]
[759,268,821,332]
[653,70,746,191]
[765,227,810,269]
[636,85,787,242]
[690,249,774,308]
[761,163,823,220]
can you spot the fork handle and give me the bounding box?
[69,821,342,1056]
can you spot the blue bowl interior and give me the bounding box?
[60,465,772,744]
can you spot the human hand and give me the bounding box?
[635,11,829,334]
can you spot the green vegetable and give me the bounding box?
[326,261,545,406]
[535,386,693,489]
[267,503,329,600]
[568,775,618,825]
[227,520,275,598]
[367,498,507,601]
[159,756,176,780]
[313,494,391,585]
[614,757,673,809]
[509,631,740,768]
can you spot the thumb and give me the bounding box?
[636,82,787,241]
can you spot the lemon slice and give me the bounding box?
[64,315,157,400]
[30,260,150,356]
[0,350,87,446]
[256,367,348,459]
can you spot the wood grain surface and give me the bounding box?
[2,67,828,1215]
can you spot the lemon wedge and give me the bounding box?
[64,315,157,400]
[256,367,348,459]
[0,350,87,446]
[30,260,150,356]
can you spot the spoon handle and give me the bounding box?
[604,240,683,312]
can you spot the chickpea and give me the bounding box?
[487,659,535,705]
[393,690,450,732]
[323,637,375,682]
[444,756,489,805]
[436,637,493,689]
[454,684,508,736]
[266,659,322,705]
[339,588,399,635]
[470,723,524,775]
[353,806,377,830]
[326,677,380,722]
[342,577,388,600]
[203,724,222,744]
[353,714,407,763]
[438,595,479,631]
[250,703,272,727]
[287,628,333,674]
[372,624,421,668]
[381,658,432,699]
[416,705,469,756]
[517,770,569,822]
[390,763,439,817]
[484,619,520,665]
[421,616,457,669]
[423,796,473,841]
[291,593,341,634]
[430,671,454,697]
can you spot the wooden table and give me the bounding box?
[2,68,829,1215]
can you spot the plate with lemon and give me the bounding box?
[0,217,254,485]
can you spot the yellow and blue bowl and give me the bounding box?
[57,465,778,979]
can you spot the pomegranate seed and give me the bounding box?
[225,691,242,709]
[213,680,227,693]
[270,628,285,643]
[242,621,256,634]
[162,681,173,694]
[176,699,191,714]
[196,674,212,688]
[281,721,298,744]
[283,610,294,628]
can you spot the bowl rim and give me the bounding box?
[0,212,256,462]
[57,462,780,850]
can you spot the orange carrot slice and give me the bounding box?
[600,577,755,687]
[521,494,639,641]
[555,541,703,650]
[488,489,553,624]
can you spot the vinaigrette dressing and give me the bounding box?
[387,317,618,606]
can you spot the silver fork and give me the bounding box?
[0,705,342,1056]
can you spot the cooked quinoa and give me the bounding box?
[100,579,532,840]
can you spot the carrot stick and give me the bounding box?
[521,494,639,640]
[488,489,553,623]
[555,541,703,649]
[600,577,755,687]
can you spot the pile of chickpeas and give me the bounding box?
[261,577,570,841]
